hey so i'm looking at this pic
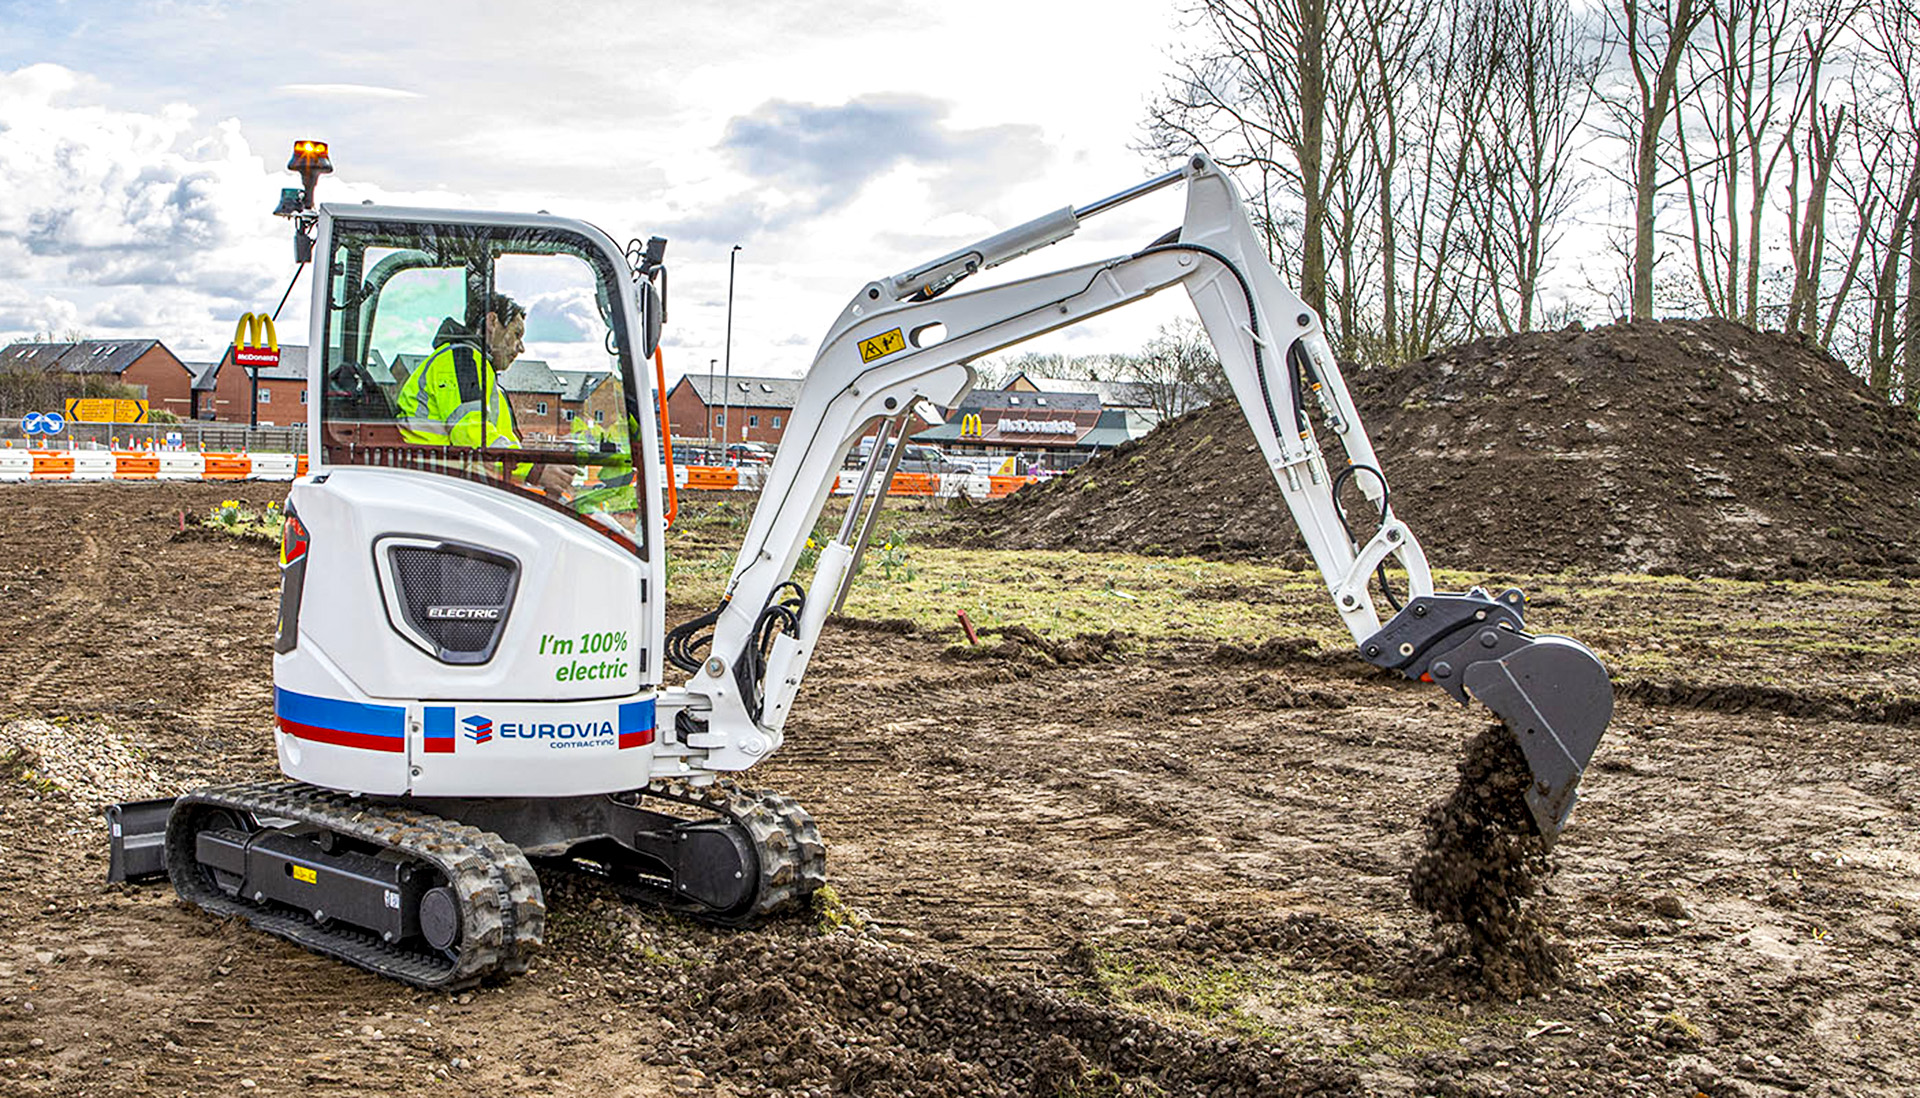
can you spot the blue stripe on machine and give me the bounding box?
[274,687,407,740]
[619,698,656,733]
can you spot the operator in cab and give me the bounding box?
[398,292,572,496]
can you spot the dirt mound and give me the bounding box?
[973,318,1920,578]
[1408,725,1566,998]
[657,928,1356,1097]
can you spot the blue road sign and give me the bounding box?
[42,411,65,433]
[21,412,49,435]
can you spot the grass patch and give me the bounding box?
[811,883,868,934]
[1079,942,1488,1062]
[661,493,1920,692]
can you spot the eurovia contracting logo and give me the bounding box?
[463,715,495,744]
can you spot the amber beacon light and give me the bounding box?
[287,139,333,209]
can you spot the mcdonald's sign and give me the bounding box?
[232,313,280,369]
[960,413,984,438]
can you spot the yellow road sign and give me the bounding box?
[64,398,148,424]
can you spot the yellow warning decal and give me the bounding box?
[859,328,906,363]
[292,865,318,884]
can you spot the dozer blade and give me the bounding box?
[106,797,177,883]
[1461,634,1613,844]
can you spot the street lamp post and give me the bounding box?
[708,357,717,448]
[723,244,739,462]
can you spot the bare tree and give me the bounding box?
[1147,0,1348,318]
[1600,0,1711,319]
[1389,0,1499,357]
[1468,0,1598,333]
[1126,319,1231,418]
[1671,0,1814,323]
[1783,94,1849,337]
[1832,0,1920,397]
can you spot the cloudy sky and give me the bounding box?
[0,0,1200,380]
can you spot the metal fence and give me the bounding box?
[0,419,306,452]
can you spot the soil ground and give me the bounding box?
[1,482,1918,1097]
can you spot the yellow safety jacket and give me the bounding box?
[397,342,520,449]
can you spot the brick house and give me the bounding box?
[554,370,608,424]
[497,359,565,441]
[192,344,312,425]
[663,373,936,452]
[579,373,626,433]
[665,373,805,446]
[0,339,195,419]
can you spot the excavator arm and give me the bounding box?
[665,152,1611,842]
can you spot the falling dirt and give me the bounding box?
[973,317,1920,579]
[1408,725,1566,999]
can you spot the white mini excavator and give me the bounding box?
[106,143,1613,989]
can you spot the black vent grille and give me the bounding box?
[388,543,517,663]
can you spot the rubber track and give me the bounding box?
[165,781,544,991]
[552,779,827,924]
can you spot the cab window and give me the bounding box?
[318,218,646,549]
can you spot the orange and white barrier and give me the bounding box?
[0,450,308,484]
[157,452,207,480]
[115,451,160,479]
[250,453,299,481]
[1,453,1038,499]
[0,449,31,481]
[69,450,115,481]
[31,451,74,478]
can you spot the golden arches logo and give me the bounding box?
[232,313,281,368]
[960,413,983,437]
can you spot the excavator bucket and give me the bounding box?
[1361,590,1612,845]
[1461,635,1614,844]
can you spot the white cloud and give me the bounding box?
[1,0,1201,377]
[277,83,422,99]
[0,63,289,353]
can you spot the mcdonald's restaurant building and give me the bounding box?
[912,388,1156,464]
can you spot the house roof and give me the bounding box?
[0,339,174,376]
[205,342,307,384]
[674,373,806,409]
[913,405,1153,450]
[956,389,1102,414]
[386,353,564,394]
[497,358,564,394]
[1004,371,1155,408]
[552,369,609,403]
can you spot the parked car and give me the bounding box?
[851,440,969,475]
[725,441,774,465]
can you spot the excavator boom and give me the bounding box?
[669,152,1611,841]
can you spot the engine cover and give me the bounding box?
[272,468,664,797]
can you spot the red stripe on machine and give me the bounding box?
[278,717,407,753]
[618,728,655,750]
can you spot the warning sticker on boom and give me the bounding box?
[859,328,906,363]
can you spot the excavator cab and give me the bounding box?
[315,214,654,540]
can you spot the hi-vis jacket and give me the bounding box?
[397,342,520,449]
